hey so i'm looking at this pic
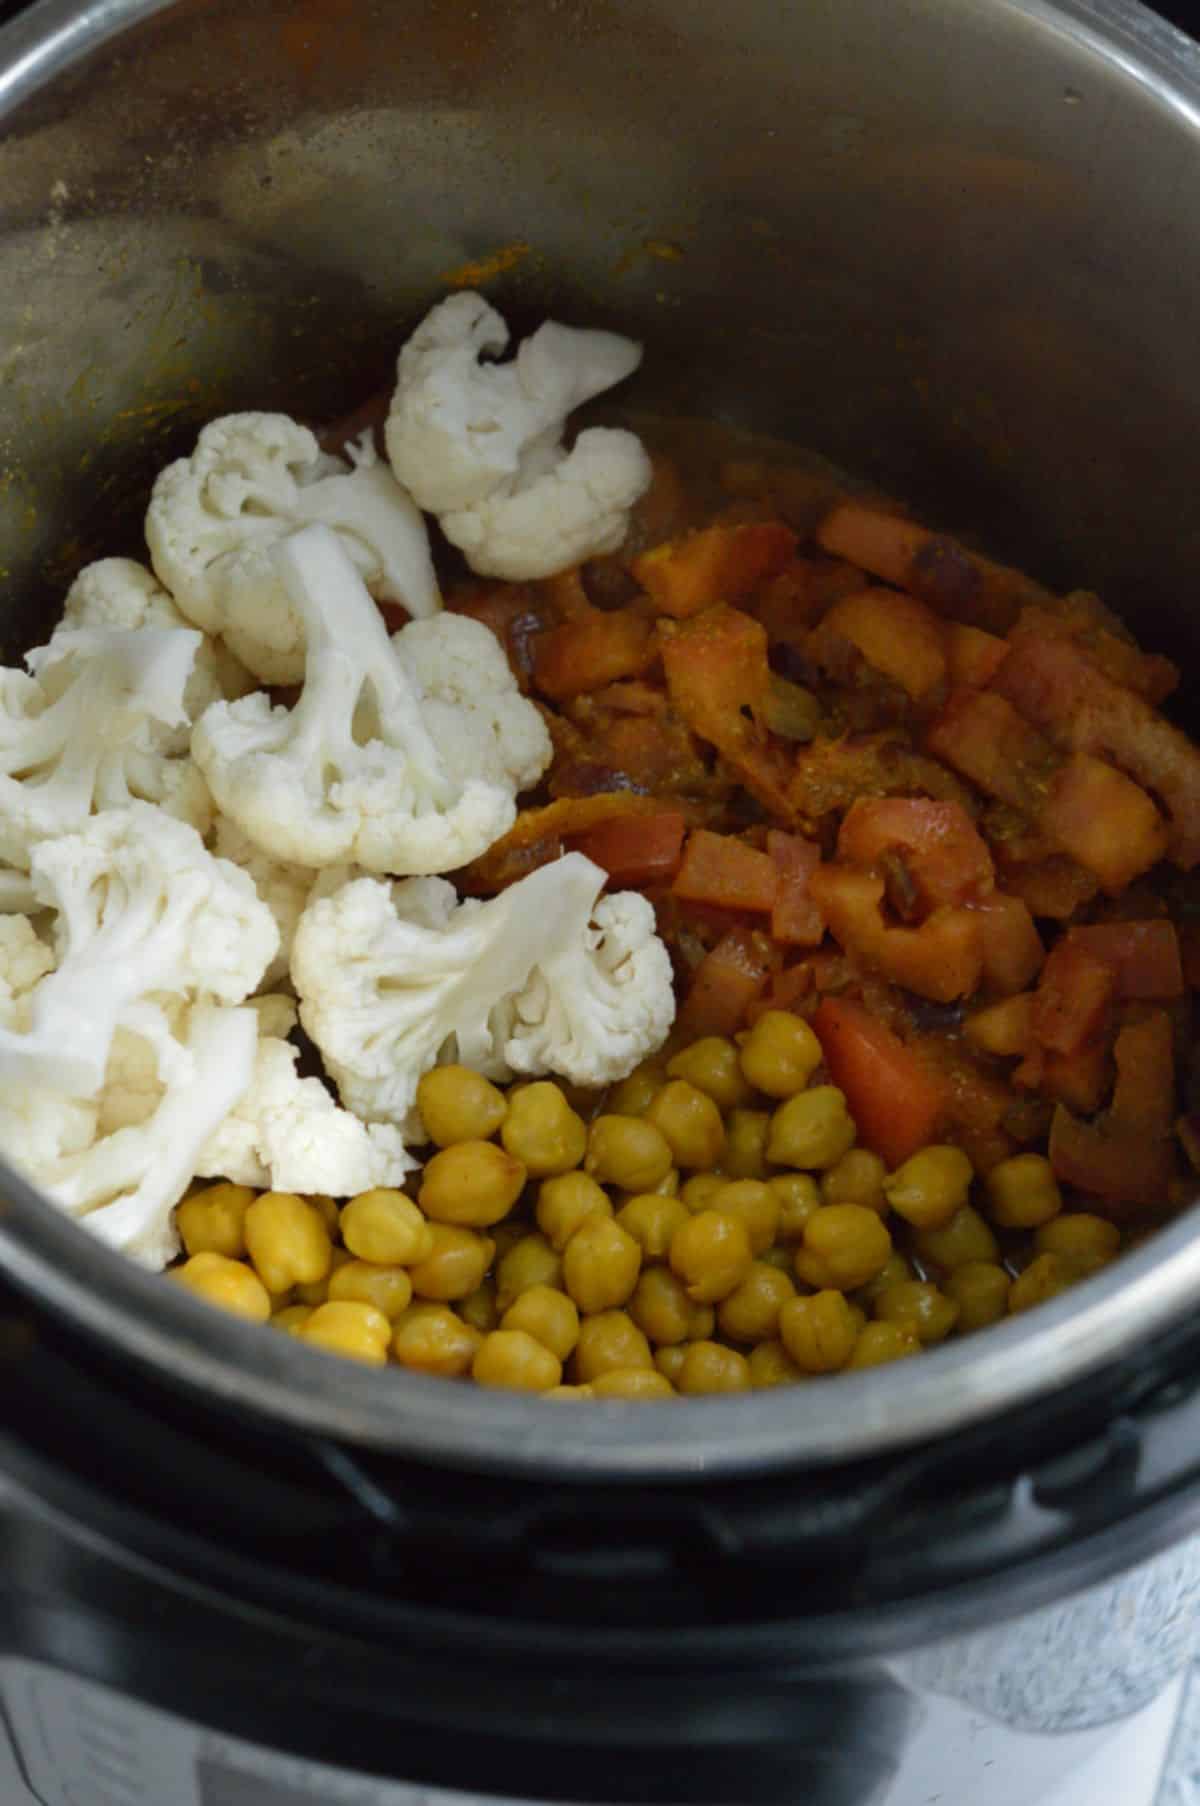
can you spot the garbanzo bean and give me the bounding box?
[417,1065,508,1146]
[655,1344,689,1385]
[680,1173,728,1212]
[847,1321,921,1368]
[270,1303,313,1335]
[245,1192,333,1295]
[669,1210,753,1304]
[798,1204,891,1291]
[575,1311,653,1381]
[408,1224,495,1301]
[723,1108,772,1178]
[1008,1251,1092,1314]
[748,1339,805,1389]
[171,1251,271,1322]
[591,1368,676,1400]
[821,1149,887,1213]
[536,1172,612,1251]
[617,1193,690,1261]
[1034,1214,1121,1263]
[341,1189,433,1265]
[630,1267,695,1345]
[985,1154,1063,1230]
[718,1262,797,1343]
[473,1329,562,1392]
[738,1010,823,1098]
[779,1290,858,1373]
[177,1183,256,1259]
[944,1262,1011,1332]
[328,1259,414,1319]
[873,1280,959,1345]
[707,1180,779,1256]
[562,1216,642,1313]
[496,1233,563,1313]
[460,1281,499,1334]
[299,1300,391,1365]
[768,1172,822,1240]
[392,1303,482,1375]
[544,1384,596,1400]
[607,1061,669,1116]
[766,1087,856,1169]
[420,1142,526,1228]
[585,1115,674,1192]
[310,1195,342,1237]
[912,1204,999,1273]
[501,1082,588,1177]
[667,1037,754,1111]
[617,1166,681,1203]
[644,1080,726,1170]
[501,1285,580,1361]
[675,1341,752,1395]
[854,1250,916,1307]
[884,1146,973,1230]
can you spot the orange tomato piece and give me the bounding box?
[672,830,778,914]
[812,997,947,1169]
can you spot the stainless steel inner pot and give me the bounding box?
[1,0,1200,1480]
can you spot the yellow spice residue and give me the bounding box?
[440,241,531,287]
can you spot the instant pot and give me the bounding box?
[6,0,1200,1801]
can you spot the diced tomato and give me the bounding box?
[813,996,947,1168]
[1065,921,1184,1000]
[633,521,798,618]
[1039,754,1168,894]
[678,927,774,1039]
[533,609,654,701]
[462,794,677,894]
[965,992,1035,1057]
[1110,1011,1176,1140]
[1049,1106,1175,1208]
[569,812,687,887]
[1030,939,1114,1057]
[945,623,1009,689]
[925,687,1051,815]
[673,830,778,914]
[969,893,1045,993]
[819,587,947,700]
[749,557,862,643]
[746,960,814,1024]
[1040,1044,1112,1116]
[836,798,994,909]
[767,831,825,946]
[810,866,984,1002]
[995,853,1099,922]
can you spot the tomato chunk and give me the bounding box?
[1049,1107,1175,1208]
[837,798,994,909]
[969,892,1045,993]
[634,521,798,618]
[1031,939,1114,1057]
[813,997,947,1168]
[673,830,778,914]
[678,927,774,1039]
[569,812,687,887]
[767,831,825,946]
[925,687,1052,815]
[1066,921,1184,999]
[1039,753,1168,894]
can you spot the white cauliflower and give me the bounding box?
[210,815,359,989]
[292,851,675,1126]
[0,914,54,1025]
[0,868,37,912]
[0,625,208,866]
[384,291,651,579]
[145,413,440,684]
[193,524,550,873]
[0,804,278,1097]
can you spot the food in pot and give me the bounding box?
[0,288,1197,1396]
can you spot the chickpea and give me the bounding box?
[655,1344,689,1385]
[299,1300,391,1365]
[328,1259,414,1319]
[645,1080,726,1170]
[459,1281,499,1335]
[392,1303,482,1376]
[616,1166,681,1205]
[675,1341,752,1395]
[944,1262,1011,1332]
[417,1065,508,1146]
[768,1172,822,1241]
[748,1339,805,1389]
[738,1010,823,1098]
[723,1108,772,1179]
[854,1250,916,1308]
[340,1189,433,1266]
[779,1290,858,1373]
[667,1036,754,1111]
[617,1193,690,1261]
[501,1285,580,1361]
[420,1142,526,1228]
[310,1195,342,1238]
[1034,1214,1121,1264]
[490,1220,530,1264]
[630,1267,694,1345]
[847,1322,921,1368]
[707,1180,779,1256]
[985,1154,1063,1230]
[799,1204,892,1291]
[680,1173,728,1213]
[591,1368,675,1400]
[821,1149,887,1214]
[294,1245,352,1309]
[501,1082,588,1177]
[766,1087,857,1170]
[607,1060,669,1116]
[873,1280,959,1345]
[408,1224,495,1301]
[759,1245,795,1272]
[245,1192,333,1295]
[562,1217,642,1313]
[473,1329,563,1392]
[171,1251,271,1322]
[270,1303,313,1335]
[575,1311,653,1381]
[1008,1251,1092,1314]
[585,1115,674,1193]
[884,1146,974,1230]
[536,1172,612,1251]
[913,1205,999,1273]
[718,1262,797,1344]
[669,1210,753,1304]
[544,1385,596,1401]
[496,1234,563,1313]
[177,1182,256,1259]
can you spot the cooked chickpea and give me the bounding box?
[630,1267,695,1345]
[655,1344,689,1384]
[562,1216,642,1313]
[738,1010,823,1098]
[667,1036,753,1111]
[985,1154,1063,1230]
[591,1368,676,1400]
[669,1210,753,1304]
[718,1262,797,1344]
[299,1300,391,1365]
[707,1180,779,1256]
[496,1233,563,1313]
[391,1303,482,1376]
[616,1166,681,1204]
[1035,1214,1121,1264]
[328,1259,414,1319]
[501,1285,580,1361]
[766,1087,856,1169]
[854,1250,916,1307]
[501,1082,588,1177]
[821,1149,887,1213]
[1008,1252,1091,1314]
[779,1290,858,1373]
[420,1142,526,1228]
[473,1329,562,1392]
[340,1189,433,1265]
[847,1321,921,1368]
[270,1303,313,1335]
[244,1192,333,1295]
[544,1385,596,1400]
[723,1108,772,1178]
[177,1183,256,1259]
[585,1115,674,1192]
[459,1281,499,1334]
[607,1061,669,1116]
[913,1204,999,1273]
[408,1224,495,1301]
[759,1245,795,1272]
[644,1080,726,1170]
[536,1172,612,1250]
[768,1172,822,1240]
[680,1173,728,1213]
[417,1065,508,1146]
[675,1341,752,1395]
[884,1145,973,1230]
[171,1251,271,1322]
[310,1195,342,1237]
[748,1340,804,1389]
[873,1280,959,1345]
[617,1193,690,1261]
[944,1262,1011,1332]
[294,1244,352,1308]
[575,1310,653,1381]
[799,1204,892,1291]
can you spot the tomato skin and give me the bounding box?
[673,831,778,914]
[570,813,687,888]
[812,997,946,1169]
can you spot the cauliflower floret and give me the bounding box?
[211,815,358,988]
[384,292,651,579]
[0,914,55,1026]
[145,413,440,684]
[292,851,674,1126]
[193,525,549,873]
